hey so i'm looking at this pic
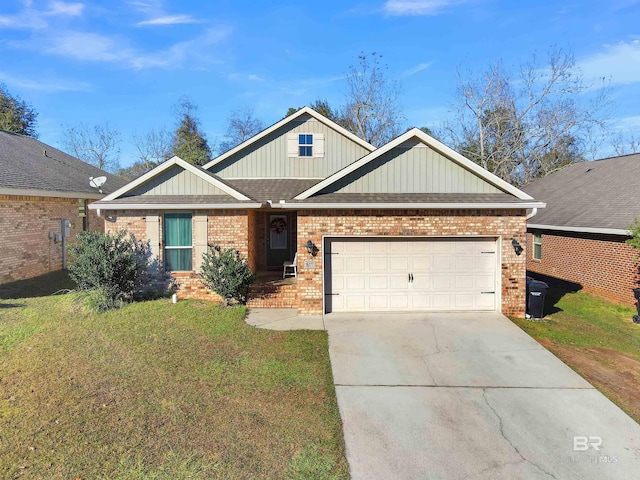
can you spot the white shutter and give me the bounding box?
[194,213,208,272]
[313,133,325,158]
[287,133,298,157]
[146,214,160,273]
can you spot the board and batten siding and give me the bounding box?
[209,113,371,179]
[128,166,227,196]
[326,140,502,194]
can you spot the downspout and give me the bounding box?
[526,208,538,220]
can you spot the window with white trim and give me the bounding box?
[164,213,192,271]
[533,232,542,260]
[299,134,313,157]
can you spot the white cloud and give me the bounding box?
[384,0,471,16]
[0,70,90,92]
[400,61,432,78]
[47,1,84,16]
[136,14,199,26]
[615,115,640,130]
[578,40,640,85]
[0,1,83,29]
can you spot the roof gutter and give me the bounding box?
[278,201,546,210]
[527,223,630,236]
[0,187,104,200]
[89,203,263,210]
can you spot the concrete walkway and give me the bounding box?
[245,308,324,331]
[325,312,640,480]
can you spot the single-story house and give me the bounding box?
[521,154,640,306]
[91,107,544,317]
[0,130,125,284]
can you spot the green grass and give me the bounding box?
[0,270,76,299]
[512,288,640,361]
[0,295,349,479]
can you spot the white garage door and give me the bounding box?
[325,238,498,313]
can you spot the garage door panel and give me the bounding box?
[369,257,388,270]
[325,238,497,313]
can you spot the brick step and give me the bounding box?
[247,281,298,308]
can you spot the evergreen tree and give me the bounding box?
[171,97,212,165]
[0,84,38,137]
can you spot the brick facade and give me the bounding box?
[102,208,528,316]
[296,209,527,317]
[104,209,249,302]
[0,194,103,284]
[526,230,639,306]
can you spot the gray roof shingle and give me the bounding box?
[521,155,640,231]
[0,130,126,195]
[225,179,322,202]
[289,192,529,204]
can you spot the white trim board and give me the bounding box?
[99,156,251,202]
[294,128,535,201]
[527,224,630,236]
[276,201,545,210]
[0,187,104,200]
[202,106,376,170]
[89,202,262,210]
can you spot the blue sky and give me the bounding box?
[1,0,639,167]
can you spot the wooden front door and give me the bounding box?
[266,213,292,268]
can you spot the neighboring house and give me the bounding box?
[91,107,544,316]
[0,130,125,284]
[521,154,640,306]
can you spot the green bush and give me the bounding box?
[627,218,640,254]
[68,230,150,311]
[200,245,256,306]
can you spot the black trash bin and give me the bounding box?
[526,278,549,319]
[632,288,640,324]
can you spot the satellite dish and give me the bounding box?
[89,176,107,193]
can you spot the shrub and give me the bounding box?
[68,230,150,310]
[627,218,640,254]
[200,245,256,306]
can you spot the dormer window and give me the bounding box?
[299,134,313,156]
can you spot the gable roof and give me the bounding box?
[521,154,640,235]
[202,106,376,170]
[0,129,126,198]
[91,156,261,210]
[294,128,537,202]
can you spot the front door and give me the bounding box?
[266,213,291,268]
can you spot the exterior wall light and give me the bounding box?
[511,238,524,256]
[306,240,318,256]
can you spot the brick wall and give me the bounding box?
[526,230,639,306]
[0,194,104,284]
[296,209,527,317]
[104,209,249,302]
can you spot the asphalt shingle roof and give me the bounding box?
[288,192,528,204]
[0,130,126,195]
[98,195,255,205]
[225,179,322,202]
[521,155,640,231]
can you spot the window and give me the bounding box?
[299,134,313,157]
[533,232,542,260]
[164,213,192,271]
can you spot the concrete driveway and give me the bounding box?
[325,312,640,480]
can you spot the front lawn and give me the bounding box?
[0,295,348,479]
[512,288,640,424]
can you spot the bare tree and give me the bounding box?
[218,107,264,154]
[133,127,172,168]
[339,52,405,147]
[441,48,609,185]
[610,131,640,156]
[62,122,121,173]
